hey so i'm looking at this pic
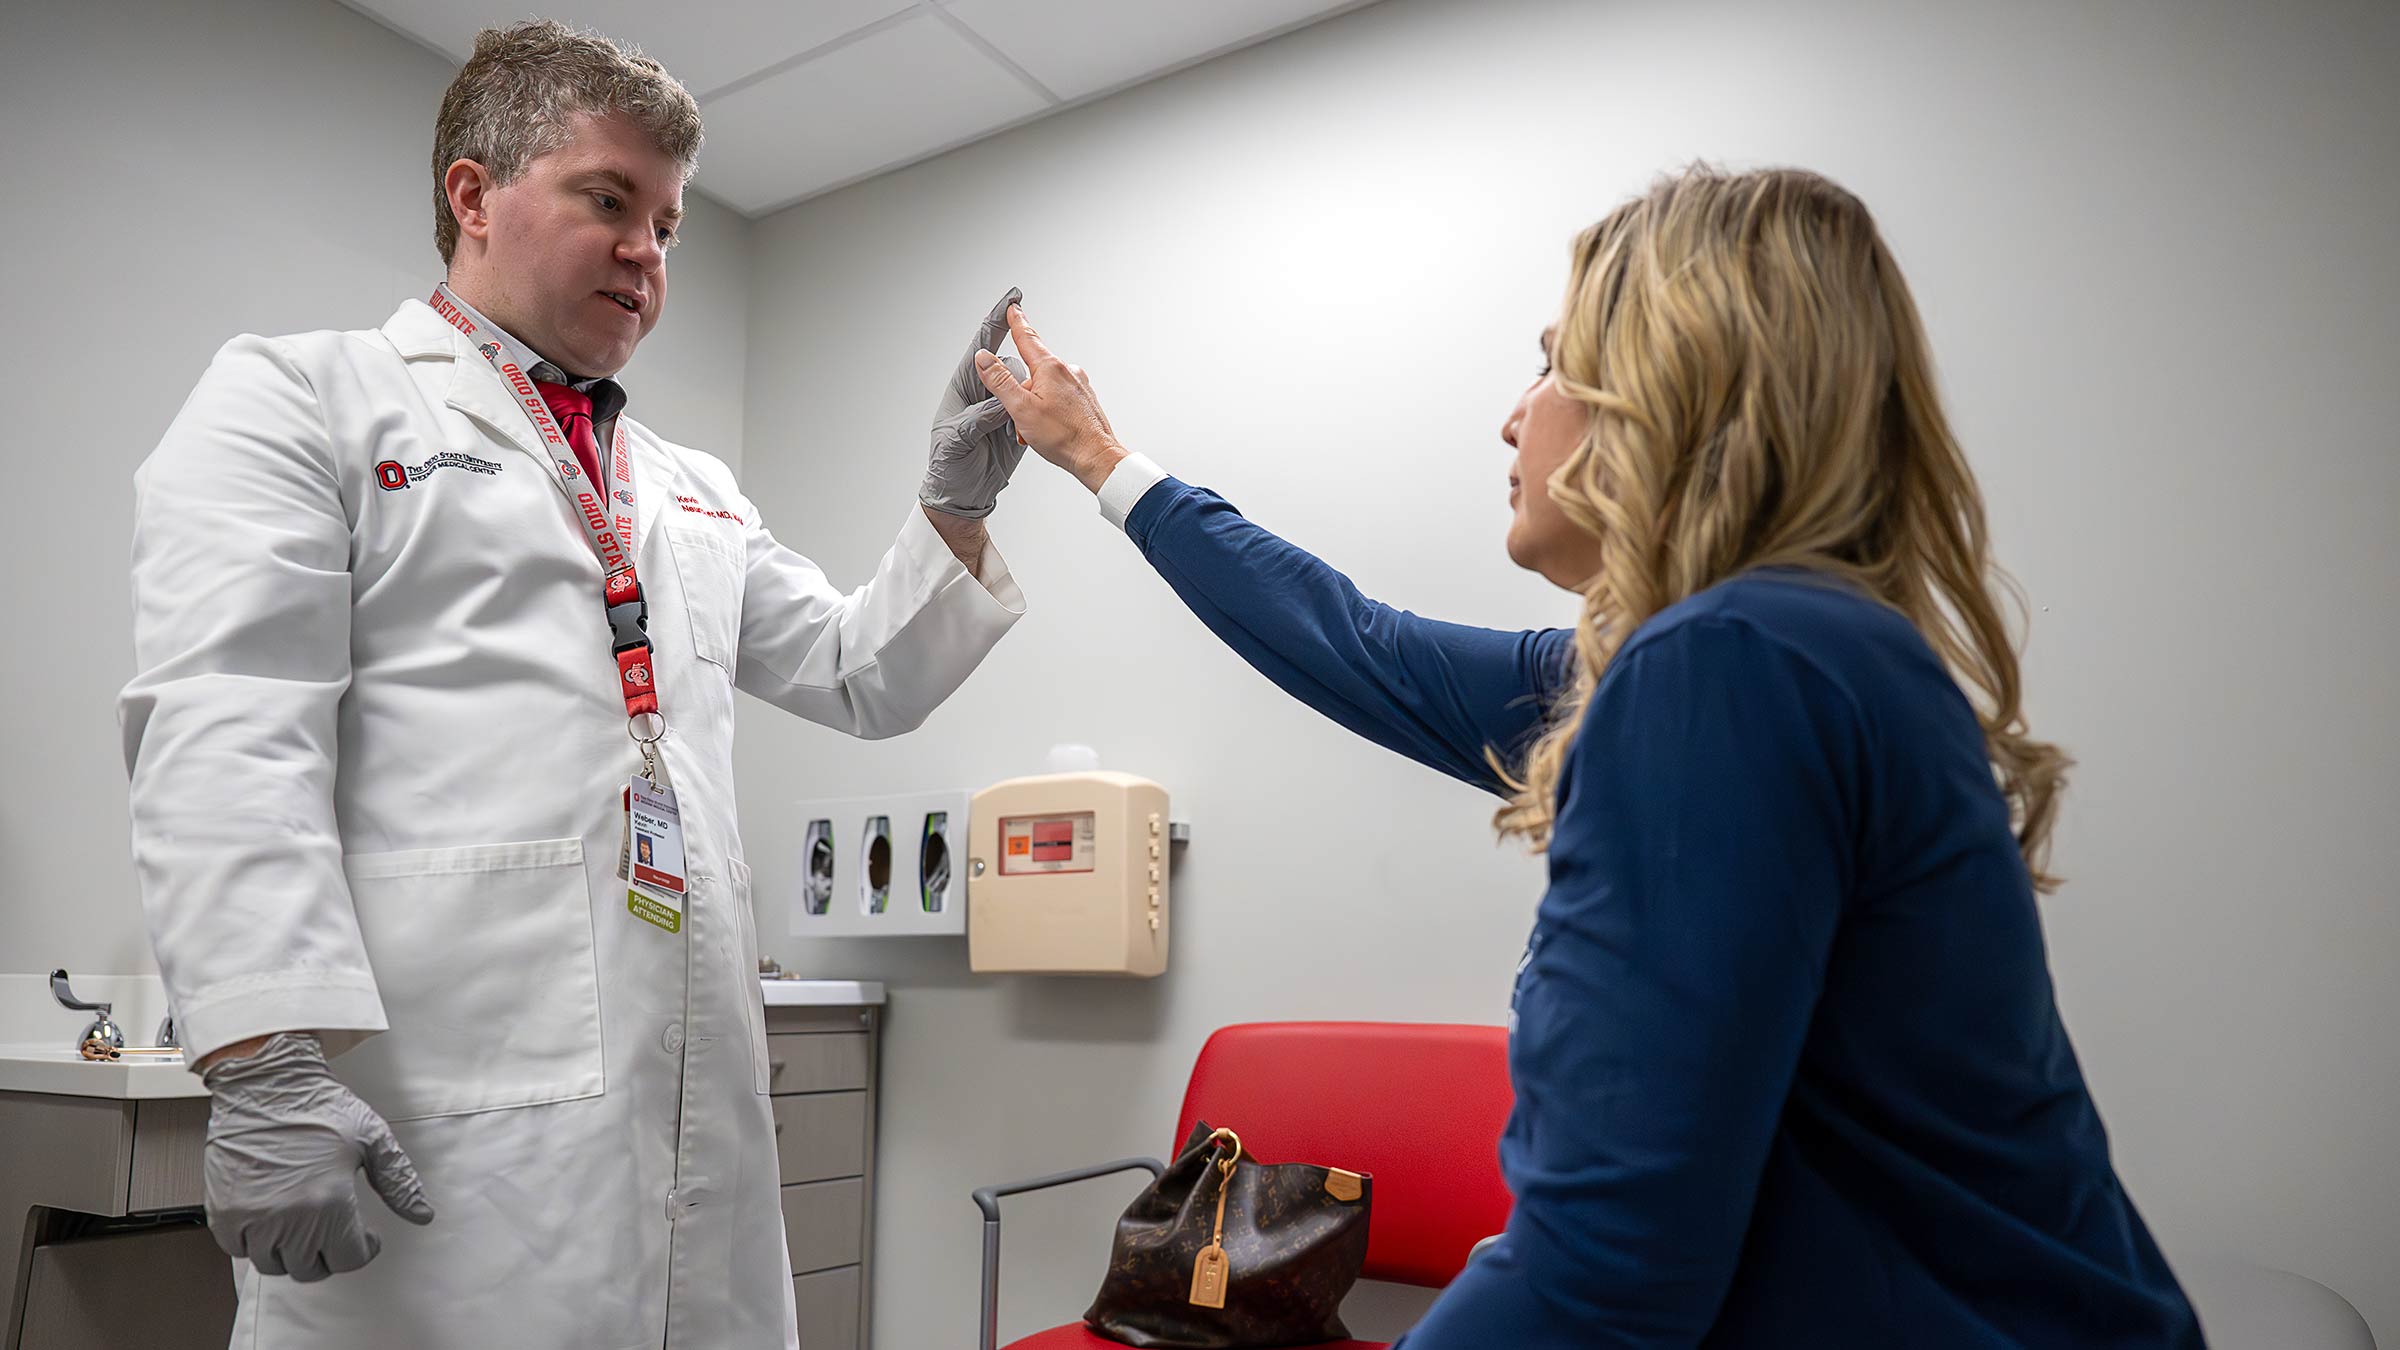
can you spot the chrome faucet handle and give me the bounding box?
[49,968,109,1013]
[49,969,126,1051]
[156,1012,180,1048]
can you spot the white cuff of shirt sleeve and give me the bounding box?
[1096,452,1171,533]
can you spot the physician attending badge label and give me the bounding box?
[623,776,688,932]
[999,811,1096,875]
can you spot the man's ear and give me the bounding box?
[445,159,497,247]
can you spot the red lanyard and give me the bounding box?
[430,289,661,729]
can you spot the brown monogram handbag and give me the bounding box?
[1084,1122,1374,1348]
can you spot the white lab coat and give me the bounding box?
[118,298,1023,1349]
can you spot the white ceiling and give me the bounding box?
[339,0,1384,216]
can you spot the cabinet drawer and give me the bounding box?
[128,1097,210,1212]
[763,1004,873,1035]
[765,1032,869,1095]
[793,1264,861,1349]
[780,1178,864,1275]
[772,1092,866,1184]
[21,1225,233,1349]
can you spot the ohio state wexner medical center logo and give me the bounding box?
[375,452,505,491]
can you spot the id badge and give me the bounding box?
[623,776,688,933]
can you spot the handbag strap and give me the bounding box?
[1189,1127,1244,1309]
[1207,1130,1240,1242]
[1202,1126,1244,1173]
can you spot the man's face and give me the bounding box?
[471,111,682,377]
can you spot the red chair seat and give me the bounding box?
[1007,1324,1385,1350]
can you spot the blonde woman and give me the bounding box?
[976,167,2202,1346]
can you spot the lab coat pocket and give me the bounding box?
[337,837,605,1123]
[667,525,743,672]
[727,857,774,1095]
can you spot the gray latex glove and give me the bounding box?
[199,1032,434,1281]
[919,287,1031,519]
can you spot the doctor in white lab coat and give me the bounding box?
[118,20,1023,1349]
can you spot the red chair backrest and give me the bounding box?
[1174,1022,1514,1289]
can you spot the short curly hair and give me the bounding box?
[430,19,702,263]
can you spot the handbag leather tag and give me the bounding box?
[1188,1242,1229,1309]
[1324,1168,1364,1202]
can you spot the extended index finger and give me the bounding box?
[1005,305,1060,367]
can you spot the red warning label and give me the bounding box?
[999,812,1097,876]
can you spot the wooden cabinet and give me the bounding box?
[764,1000,882,1350]
[0,1092,221,1350]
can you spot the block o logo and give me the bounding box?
[625,663,652,687]
[375,461,409,491]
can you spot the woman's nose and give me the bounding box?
[1500,394,1527,450]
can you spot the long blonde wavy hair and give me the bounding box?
[1494,166,2072,892]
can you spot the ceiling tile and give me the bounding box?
[693,8,1049,213]
[341,0,1388,215]
[939,0,1365,101]
[340,0,919,100]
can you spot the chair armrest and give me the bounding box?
[973,1157,1163,1350]
[973,1156,1164,1221]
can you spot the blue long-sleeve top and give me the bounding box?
[1120,473,2202,1348]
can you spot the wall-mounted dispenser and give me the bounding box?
[788,790,972,937]
[920,812,953,913]
[784,769,1181,974]
[861,815,892,914]
[966,771,1169,977]
[801,819,834,916]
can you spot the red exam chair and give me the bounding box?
[972,1021,1515,1350]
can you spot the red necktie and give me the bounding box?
[536,380,604,487]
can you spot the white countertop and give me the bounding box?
[759,978,885,1006]
[0,1042,206,1099]
[0,974,879,1099]
[0,973,201,1099]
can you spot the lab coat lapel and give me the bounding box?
[381,299,570,492]
[443,340,567,485]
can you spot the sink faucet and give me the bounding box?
[49,969,125,1052]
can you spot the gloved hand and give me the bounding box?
[920,287,1031,519]
[199,1031,435,1281]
